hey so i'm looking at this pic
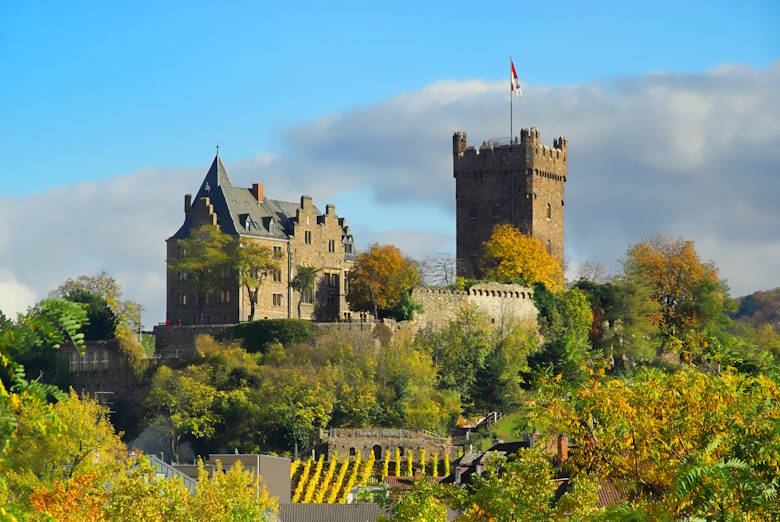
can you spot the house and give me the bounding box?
[166,153,356,324]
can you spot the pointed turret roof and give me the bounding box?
[194,153,232,200]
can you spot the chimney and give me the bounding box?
[557,434,568,465]
[184,194,192,216]
[250,183,263,202]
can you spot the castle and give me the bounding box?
[166,153,356,324]
[453,128,567,277]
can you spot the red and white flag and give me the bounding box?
[510,59,522,97]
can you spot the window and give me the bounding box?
[272,293,283,307]
[177,271,188,281]
[345,243,353,254]
[304,230,312,244]
[220,291,231,304]
[178,294,187,306]
[268,220,274,234]
[273,246,282,257]
[80,353,88,372]
[328,239,335,253]
[547,240,552,254]
[91,351,99,372]
[273,269,282,282]
[547,202,552,220]
[101,350,109,371]
[330,273,339,288]
[70,352,79,373]
[177,247,187,258]
[302,288,313,304]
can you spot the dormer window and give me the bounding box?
[268,219,274,234]
[240,213,260,231]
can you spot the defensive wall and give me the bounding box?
[412,282,537,332]
[319,427,453,461]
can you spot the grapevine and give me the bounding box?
[314,455,338,503]
[291,457,312,503]
[327,455,349,504]
[303,453,324,503]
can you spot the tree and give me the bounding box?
[168,224,232,323]
[528,284,595,382]
[0,298,87,458]
[380,478,450,522]
[526,366,780,514]
[622,235,730,351]
[418,253,457,288]
[233,237,280,322]
[62,289,119,341]
[51,271,143,334]
[145,366,218,462]
[291,265,319,319]
[481,224,563,292]
[346,244,420,319]
[2,390,125,504]
[457,447,599,521]
[190,459,277,521]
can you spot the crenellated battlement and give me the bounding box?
[453,128,567,166]
[414,283,534,300]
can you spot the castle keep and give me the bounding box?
[453,129,567,277]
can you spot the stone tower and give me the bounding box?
[453,129,567,278]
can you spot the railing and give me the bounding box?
[147,454,198,494]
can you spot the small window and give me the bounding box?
[177,271,187,281]
[273,270,282,282]
[268,220,274,233]
[273,246,282,257]
[70,352,79,373]
[328,239,335,253]
[345,243,353,254]
[547,202,552,220]
[178,294,188,306]
[80,353,88,372]
[101,350,109,371]
[220,291,231,304]
[304,231,312,244]
[547,240,552,254]
[302,288,313,304]
[272,293,283,307]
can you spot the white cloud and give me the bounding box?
[0,63,777,324]
[0,268,37,318]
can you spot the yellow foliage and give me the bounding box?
[481,224,563,292]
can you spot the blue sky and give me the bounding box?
[1,1,777,195]
[0,2,778,322]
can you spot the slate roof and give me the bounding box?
[277,503,384,522]
[169,154,321,241]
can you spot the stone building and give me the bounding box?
[166,153,356,324]
[453,128,567,278]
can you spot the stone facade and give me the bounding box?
[319,427,454,461]
[453,129,567,278]
[412,283,537,331]
[166,154,356,325]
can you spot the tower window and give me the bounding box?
[547,202,552,220]
[304,230,312,244]
[328,239,335,252]
[547,240,552,254]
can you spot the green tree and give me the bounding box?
[380,478,451,522]
[168,224,232,323]
[51,271,143,335]
[346,244,420,319]
[291,265,319,319]
[145,366,219,462]
[62,289,118,341]
[528,284,594,382]
[457,447,599,521]
[233,237,280,322]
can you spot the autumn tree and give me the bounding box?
[233,237,280,321]
[2,390,125,504]
[480,224,563,292]
[346,244,420,319]
[622,235,731,351]
[291,265,319,319]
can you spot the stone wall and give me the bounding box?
[412,283,537,332]
[153,323,236,358]
[319,427,454,461]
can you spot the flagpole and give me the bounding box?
[510,56,513,143]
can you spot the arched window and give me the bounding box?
[349,447,356,457]
[547,202,552,220]
[547,240,552,254]
[373,445,382,460]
